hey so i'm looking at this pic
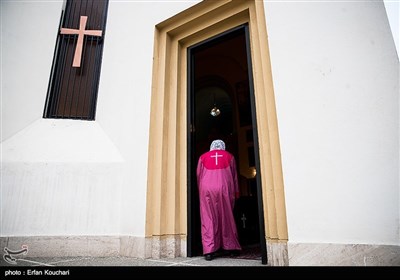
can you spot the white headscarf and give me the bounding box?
[210,139,225,151]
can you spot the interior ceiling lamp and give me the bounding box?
[210,92,221,117]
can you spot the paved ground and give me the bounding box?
[1,255,268,278]
[2,256,387,278]
[1,255,266,267]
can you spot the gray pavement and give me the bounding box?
[1,256,273,280]
[1,256,272,279]
[1,255,266,267]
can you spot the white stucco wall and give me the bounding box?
[2,0,398,248]
[1,0,199,237]
[97,0,201,235]
[265,1,399,245]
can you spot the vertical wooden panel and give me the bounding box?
[44,0,109,120]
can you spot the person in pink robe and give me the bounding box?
[196,139,241,261]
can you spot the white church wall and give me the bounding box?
[2,0,398,263]
[1,0,198,245]
[1,1,63,141]
[265,0,399,251]
[97,0,201,236]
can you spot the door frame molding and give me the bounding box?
[145,0,288,265]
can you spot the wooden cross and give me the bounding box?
[211,152,223,166]
[60,16,102,68]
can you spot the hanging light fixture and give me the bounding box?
[210,106,220,117]
[210,92,221,117]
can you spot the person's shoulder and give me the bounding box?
[222,150,234,158]
[201,150,233,157]
[201,150,210,156]
[199,151,211,159]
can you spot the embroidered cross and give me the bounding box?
[211,152,223,165]
[60,16,102,68]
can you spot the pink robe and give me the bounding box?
[196,150,241,254]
